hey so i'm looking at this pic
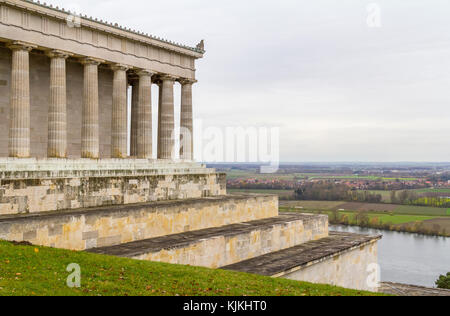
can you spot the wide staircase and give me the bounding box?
[0,190,381,291]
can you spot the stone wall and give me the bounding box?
[0,169,227,215]
[0,195,278,250]
[282,240,379,292]
[132,214,328,269]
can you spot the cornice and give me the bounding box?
[1,0,205,58]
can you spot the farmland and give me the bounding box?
[280,200,450,237]
[226,169,422,182]
[221,163,450,236]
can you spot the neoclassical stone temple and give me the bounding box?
[0,0,198,160]
[0,0,381,292]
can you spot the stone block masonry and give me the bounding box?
[0,159,226,215]
[224,232,381,292]
[0,194,278,250]
[88,213,328,268]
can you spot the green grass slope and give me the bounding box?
[0,240,383,296]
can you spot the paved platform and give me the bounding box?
[87,213,329,268]
[222,232,381,277]
[0,158,217,179]
[380,282,450,296]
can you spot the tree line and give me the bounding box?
[294,181,450,208]
[294,182,383,203]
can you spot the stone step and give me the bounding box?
[0,195,278,250]
[379,282,450,297]
[87,213,329,268]
[223,232,382,292]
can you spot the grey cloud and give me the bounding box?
[54,0,450,161]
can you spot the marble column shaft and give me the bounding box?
[130,78,139,157]
[81,58,102,159]
[158,76,175,160]
[136,71,152,159]
[47,50,70,158]
[179,80,195,161]
[111,64,129,158]
[8,42,35,158]
[157,81,162,158]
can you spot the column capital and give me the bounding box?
[159,74,177,82]
[80,57,104,66]
[46,50,72,59]
[7,41,37,52]
[111,63,129,72]
[137,69,154,77]
[178,78,197,85]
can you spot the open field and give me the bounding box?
[280,200,450,236]
[356,190,393,202]
[356,189,450,203]
[295,174,420,181]
[332,211,436,225]
[412,188,450,194]
[283,208,449,236]
[228,189,295,197]
[226,170,421,182]
[226,170,297,181]
[280,200,450,216]
[0,240,383,296]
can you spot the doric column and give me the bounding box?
[157,75,176,160]
[47,50,70,158]
[136,70,153,159]
[129,77,139,157]
[179,79,196,161]
[157,80,162,158]
[7,41,36,158]
[111,64,129,158]
[81,57,103,159]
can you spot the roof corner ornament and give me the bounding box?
[196,40,205,51]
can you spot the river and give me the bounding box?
[330,225,450,287]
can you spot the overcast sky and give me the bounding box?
[53,0,450,162]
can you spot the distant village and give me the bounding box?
[225,164,450,193]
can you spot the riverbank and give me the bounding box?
[330,225,450,287]
[280,200,450,237]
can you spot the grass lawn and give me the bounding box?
[0,240,382,296]
[281,208,437,226]
[393,205,449,216]
[340,212,436,225]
